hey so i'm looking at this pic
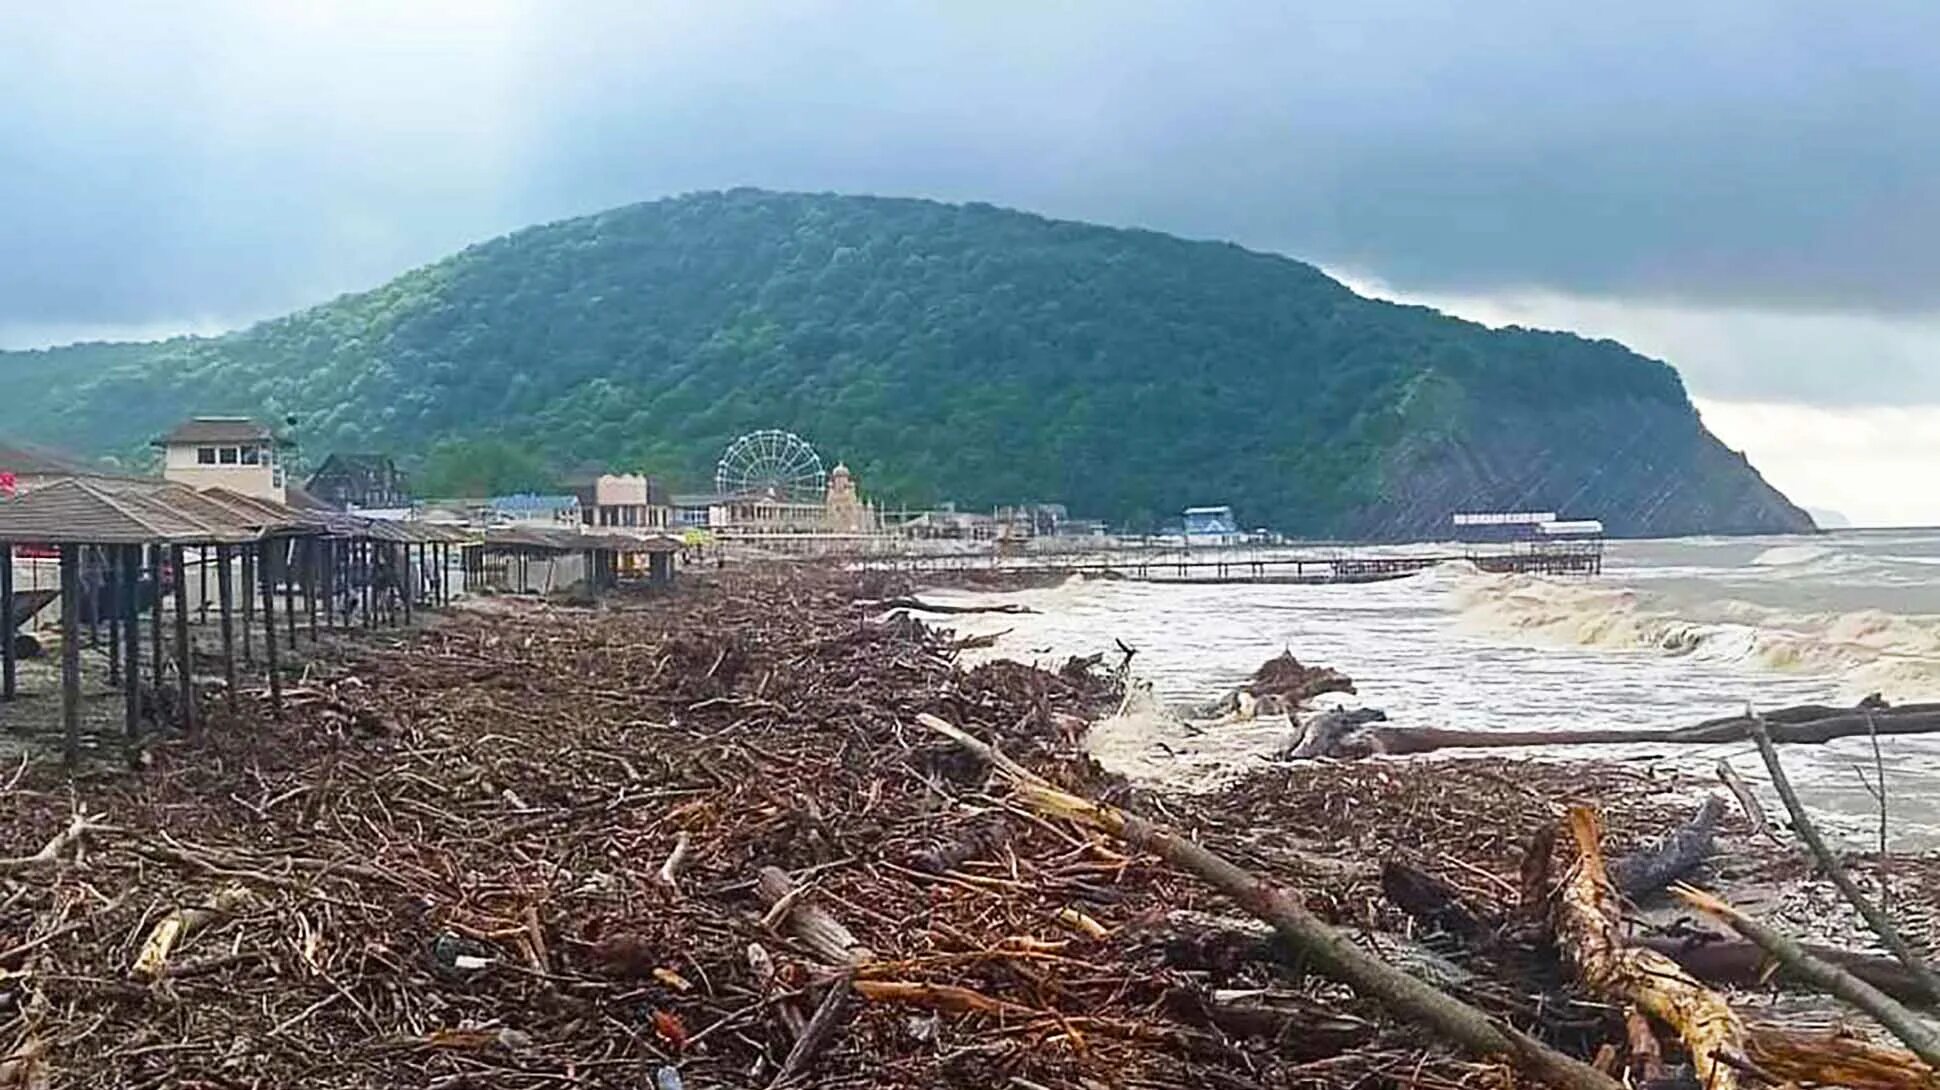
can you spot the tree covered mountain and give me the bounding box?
[0,189,1809,536]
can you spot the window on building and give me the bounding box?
[218,447,239,465]
[241,446,260,465]
[197,447,216,465]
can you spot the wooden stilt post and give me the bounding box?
[306,538,318,641]
[402,543,413,626]
[216,544,237,716]
[320,538,334,630]
[60,544,81,768]
[171,544,195,734]
[85,546,100,651]
[322,539,335,628]
[1,541,14,701]
[148,545,164,690]
[362,540,374,628]
[122,544,140,741]
[259,542,282,718]
[283,540,296,651]
[241,546,255,663]
[199,545,209,624]
[106,547,121,688]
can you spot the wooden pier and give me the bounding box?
[856,542,1602,585]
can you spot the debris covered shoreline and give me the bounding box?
[1,566,1935,1088]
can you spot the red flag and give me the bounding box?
[0,471,15,498]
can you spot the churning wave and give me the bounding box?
[1451,572,1940,701]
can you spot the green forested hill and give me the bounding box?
[0,189,1809,536]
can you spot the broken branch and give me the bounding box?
[1747,714,1940,1006]
[1674,882,1940,1069]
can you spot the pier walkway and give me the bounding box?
[854,542,1602,584]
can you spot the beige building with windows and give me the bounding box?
[579,473,673,529]
[155,417,286,502]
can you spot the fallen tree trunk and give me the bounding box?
[1281,707,1387,760]
[1556,808,1939,1090]
[1553,806,1748,1090]
[1674,883,1940,1069]
[1293,701,1940,759]
[1637,935,1939,1010]
[1746,714,1940,1008]
[1381,841,1934,1011]
[1384,798,1722,932]
[916,713,1626,1090]
[1746,1030,1940,1090]
[870,597,1036,615]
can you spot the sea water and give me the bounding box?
[922,529,1940,848]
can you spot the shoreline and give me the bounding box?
[0,565,1932,1087]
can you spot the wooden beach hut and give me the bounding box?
[0,479,255,764]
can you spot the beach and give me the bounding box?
[0,564,1934,1088]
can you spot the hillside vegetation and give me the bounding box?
[0,189,1809,536]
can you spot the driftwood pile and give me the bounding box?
[1197,651,1357,722]
[0,567,1935,1089]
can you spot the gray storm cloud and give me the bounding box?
[4,1,1939,406]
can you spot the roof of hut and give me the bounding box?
[0,478,252,545]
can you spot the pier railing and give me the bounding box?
[852,540,1602,584]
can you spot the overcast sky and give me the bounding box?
[4,2,1938,524]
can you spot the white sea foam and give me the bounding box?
[1451,572,1940,701]
[1081,683,1301,793]
[1753,543,1835,567]
[923,530,1940,847]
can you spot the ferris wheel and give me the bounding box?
[715,429,827,502]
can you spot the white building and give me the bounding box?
[583,473,673,529]
[155,417,285,503]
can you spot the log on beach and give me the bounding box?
[1607,795,1724,901]
[869,596,1037,615]
[1555,806,1938,1090]
[1639,935,1940,1011]
[1290,699,1940,759]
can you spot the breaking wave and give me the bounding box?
[1752,543,1835,567]
[1451,573,1940,701]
